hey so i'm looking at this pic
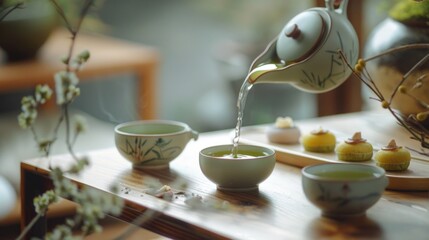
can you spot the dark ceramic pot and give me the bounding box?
[364,18,429,118]
[0,1,57,62]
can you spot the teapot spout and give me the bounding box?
[247,63,289,84]
[249,37,281,71]
[247,37,293,84]
[247,59,349,93]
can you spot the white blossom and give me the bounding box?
[54,71,80,105]
[18,110,37,129]
[33,190,58,215]
[35,84,53,104]
[73,114,87,134]
[45,224,77,240]
[21,95,37,113]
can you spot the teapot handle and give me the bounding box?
[325,0,349,16]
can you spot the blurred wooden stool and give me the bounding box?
[0,28,160,119]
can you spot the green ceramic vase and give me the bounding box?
[0,1,58,62]
[364,17,429,120]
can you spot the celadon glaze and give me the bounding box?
[115,120,198,169]
[247,0,358,93]
[199,144,275,191]
[302,163,388,218]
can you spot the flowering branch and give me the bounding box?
[339,43,429,153]
[15,1,124,239]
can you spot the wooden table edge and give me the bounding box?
[19,160,232,240]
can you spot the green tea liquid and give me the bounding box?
[232,63,284,156]
[232,78,253,157]
[315,171,379,180]
[213,150,268,159]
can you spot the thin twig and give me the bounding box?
[71,130,81,147]
[362,66,385,101]
[64,104,79,161]
[340,48,427,149]
[364,43,429,62]
[0,3,23,22]
[30,126,39,146]
[389,53,429,104]
[338,50,383,100]
[386,107,421,141]
[49,0,74,33]
[64,0,94,72]
[52,107,65,137]
[49,0,94,159]
[16,212,43,240]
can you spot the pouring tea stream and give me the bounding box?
[232,0,359,156]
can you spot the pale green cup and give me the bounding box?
[199,144,275,191]
[302,163,388,218]
[115,120,198,169]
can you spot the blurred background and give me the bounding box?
[78,0,317,131]
[0,0,414,236]
[0,0,390,132]
[78,0,388,131]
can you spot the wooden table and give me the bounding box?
[0,29,160,119]
[20,112,429,239]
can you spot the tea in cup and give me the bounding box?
[302,163,388,218]
[199,144,275,191]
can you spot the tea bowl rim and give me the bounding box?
[302,163,386,183]
[114,119,193,137]
[199,144,275,161]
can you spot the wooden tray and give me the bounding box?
[239,112,429,191]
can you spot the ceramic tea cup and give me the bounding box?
[199,144,275,191]
[115,120,198,169]
[302,163,388,218]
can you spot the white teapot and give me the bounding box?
[247,0,359,93]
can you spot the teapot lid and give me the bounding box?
[276,11,326,63]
